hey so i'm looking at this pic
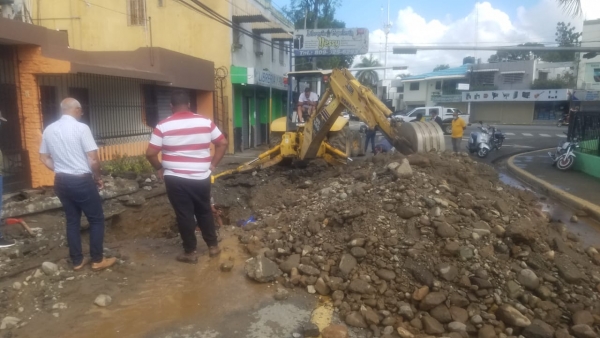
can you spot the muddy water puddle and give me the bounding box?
[57,235,313,338]
[499,170,600,247]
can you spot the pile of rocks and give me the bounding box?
[239,152,600,338]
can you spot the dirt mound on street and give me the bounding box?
[225,152,600,338]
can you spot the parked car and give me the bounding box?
[396,106,471,134]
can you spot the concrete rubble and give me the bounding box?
[236,152,600,338]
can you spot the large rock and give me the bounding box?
[360,306,380,325]
[494,199,510,214]
[41,262,58,276]
[345,311,368,328]
[437,222,457,238]
[420,292,447,311]
[350,247,367,258]
[404,258,435,287]
[279,254,300,273]
[94,294,112,307]
[450,306,469,323]
[388,159,413,179]
[0,317,20,330]
[555,256,585,284]
[422,316,445,335]
[430,305,452,323]
[571,325,597,338]
[523,319,555,338]
[505,220,537,244]
[437,263,458,282]
[314,278,331,296]
[407,154,431,167]
[349,279,375,294]
[338,254,357,279]
[573,311,594,326]
[479,325,497,338]
[244,256,282,283]
[298,264,320,276]
[398,302,415,319]
[518,269,540,290]
[496,304,532,327]
[376,269,396,281]
[449,321,467,332]
[397,207,422,219]
[321,324,349,338]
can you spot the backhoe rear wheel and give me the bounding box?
[327,126,351,156]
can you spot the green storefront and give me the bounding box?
[231,66,288,152]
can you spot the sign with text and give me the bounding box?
[462,89,569,102]
[293,28,369,57]
[583,63,600,90]
[572,90,600,101]
[247,68,287,90]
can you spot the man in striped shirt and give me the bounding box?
[146,91,228,263]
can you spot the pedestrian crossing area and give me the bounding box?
[503,132,566,138]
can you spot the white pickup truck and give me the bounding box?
[392,106,471,134]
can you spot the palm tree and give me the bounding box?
[354,54,382,89]
[557,0,582,16]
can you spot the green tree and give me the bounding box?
[488,43,545,62]
[283,0,354,71]
[433,64,450,72]
[353,54,382,88]
[543,22,581,62]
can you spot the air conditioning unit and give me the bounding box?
[231,43,243,52]
[255,51,264,57]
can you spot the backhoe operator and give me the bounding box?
[297,87,318,123]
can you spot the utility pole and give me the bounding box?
[312,0,319,70]
[383,0,391,80]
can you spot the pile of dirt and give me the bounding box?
[227,152,600,338]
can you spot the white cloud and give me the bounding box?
[360,0,600,78]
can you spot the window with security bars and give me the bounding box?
[503,73,524,84]
[127,0,146,26]
[473,71,495,86]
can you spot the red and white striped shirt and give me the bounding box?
[149,111,224,180]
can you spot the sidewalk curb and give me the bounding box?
[506,149,600,222]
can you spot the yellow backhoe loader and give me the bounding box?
[214,68,445,180]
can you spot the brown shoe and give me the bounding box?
[176,252,198,264]
[208,246,221,257]
[91,257,117,271]
[73,257,90,271]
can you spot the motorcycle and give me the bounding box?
[548,137,579,171]
[557,115,569,127]
[466,122,505,158]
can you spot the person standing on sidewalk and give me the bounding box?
[0,112,15,248]
[451,111,467,153]
[146,91,228,264]
[39,98,116,271]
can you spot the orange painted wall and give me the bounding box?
[16,46,70,188]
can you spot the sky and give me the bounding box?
[272,0,600,76]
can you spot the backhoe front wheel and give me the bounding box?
[269,131,283,148]
[327,126,351,156]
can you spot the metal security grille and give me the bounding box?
[127,0,146,26]
[568,112,600,156]
[0,45,29,192]
[503,73,524,84]
[37,73,154,147]
[214,67,230,137]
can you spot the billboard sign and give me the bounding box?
[462,89,569,102]
[294,28,369,57]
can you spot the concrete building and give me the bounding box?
[573,19,600,111]
[377,79,404,112]
[229,0,293,151]
[0,0,229,191]
[402,60,573,124]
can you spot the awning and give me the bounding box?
[472,69,499,72]
[232,0,269,23]
[271,33,293,41]
[252,22,288,34]
[501,71,526,75]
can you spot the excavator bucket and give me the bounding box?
[392,121,446,153]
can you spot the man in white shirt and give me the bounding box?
[297,87,319,123]
[39,98,116,271]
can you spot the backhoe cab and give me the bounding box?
[213,69,445,181]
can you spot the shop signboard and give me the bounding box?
[462,89,569,102]
[247,68,287,90]
[293,28,369,56]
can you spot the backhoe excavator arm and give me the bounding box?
[300,69,412,160]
